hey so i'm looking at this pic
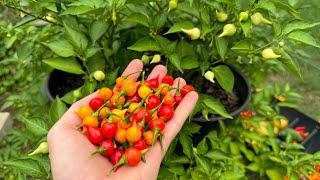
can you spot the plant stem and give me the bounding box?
[5,5,62,27]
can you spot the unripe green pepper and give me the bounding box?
[261,48,281,59]
[168,0,178,12]
[181,27,201,40]
[150,54,161,64]
[251,12,272,25]
[204,71,215,83]
[141,54,150,64]
[93,70,106,81]
[216,10,228,22]
[218,24,236,38]
[28,142,49,156]
[239,11,249,22]
[73,89,82,98]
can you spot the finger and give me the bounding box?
[163,91,198,149]
[170,77,186,95]
[121,59,143,81]
[147,65,167,83]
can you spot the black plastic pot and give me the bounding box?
[280,107,320,153]
[192,64,252,123]
[45,70,84,101]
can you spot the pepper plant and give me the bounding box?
[0,0,320,179]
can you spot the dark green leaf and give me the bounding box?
[212,65,234,93]
[87,56,105,72]
[288,31,320,48]
[182,122,201,134]
[126,13,149,27]
[179,133,193,158]
[89,20,108,42]
[215,36,228,60]
[63,21,88,51]
[219,171,245,180]
[49,97,67,124]
[85,47,101,59]
[105,67,119,87]
[43,40,75,57]
[168,53,183,73]
[164,21,194,35]
[202,94,232,119]
[43,57,85,74]
[153,13,167,29]
[127,37,161,52]
[257,0,276,15]
[81,78,97,96]
[181,56,199,69]
[190,169,207,180]
[167,165,185,175]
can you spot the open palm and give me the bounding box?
[47,60,198,180]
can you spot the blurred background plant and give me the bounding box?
[0,0,319,179]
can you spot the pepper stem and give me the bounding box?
[108,155,126,175]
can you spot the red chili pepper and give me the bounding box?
[87,126,103,145]
[133,139,148,150]
[174,95,184,105]
[127,94,141,103]
[162,75,174,85]
[145,76,159,88]
[157,104,174,121]
[146,94,161,110]
[109,148,124,167]
[130,109,151,123]
[89,97,104,111]
[100,123,118,139]
[149,118,165,131]
[95,140,115,157]
[180,85,194,96]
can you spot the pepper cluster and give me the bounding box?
[75,73,194,172]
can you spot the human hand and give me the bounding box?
[47,60,198,180]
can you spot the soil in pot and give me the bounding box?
[47,70,84,99]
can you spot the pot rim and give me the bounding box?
[192,63,252,122]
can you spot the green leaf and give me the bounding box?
[61,88,77,104]
[182,122,201,134]
[215,36,228,60]
[63,21,88,51]
[194,154,211,175]
[43,40,75,57]
[202,94,232,118]
[17,42,33,60]
[179,133,193,158]
[257,0,276,15]
[240,20,251,37]
[153,13,167,29]
[205,150,231,160]
[168,53,183,73]
[169,156,190,164]
[266,169,283,180]
[22,117,48,136]
[212,65,234,93]
[105,67,119,87]
[219,171,245,180]
[87,56,105,72]
[231,40,250,52]
[181,56,199,69]
[197,138,208,155]
[89,20,108,42]
[190,169,207,180]
[278,49,302,79]
[43,57,85,74]
[127,37,161,52]
[49,97,67,124]
[167,165,185,175]
[85,47,101,59]
[3,159,46,177]
[246,163,260,172]
[61,5,93,15]
[126,13,149,27]
[283,21,320,35]
[288,31,320,48]
[164,21,194,35]
[81,78,97,96]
